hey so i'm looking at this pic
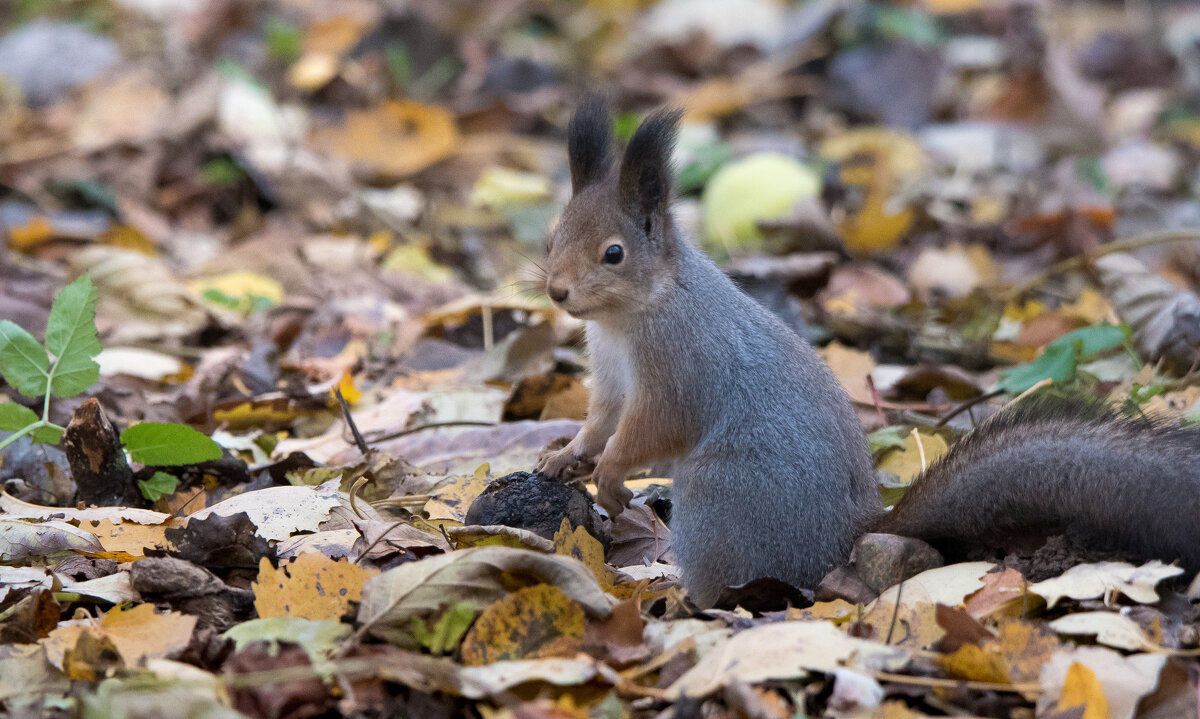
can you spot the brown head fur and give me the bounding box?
[544,97,684,322]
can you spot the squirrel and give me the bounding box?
[535,96,1200,608]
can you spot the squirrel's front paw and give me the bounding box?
[594,469,633,518]
[536,444,586,479]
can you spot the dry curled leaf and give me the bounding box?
[1094,252,1200,374]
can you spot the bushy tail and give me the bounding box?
[873,398,1200,571]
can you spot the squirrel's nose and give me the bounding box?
[548,284,569,303]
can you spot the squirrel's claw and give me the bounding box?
[594,469,633,518]
[536,444,583,479]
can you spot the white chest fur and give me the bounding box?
[585,321,635,398]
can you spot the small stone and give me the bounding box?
[815,565,878,605]
[853,533,943,593]
[465,471,600,540]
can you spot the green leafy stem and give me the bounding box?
[0,275,223,499]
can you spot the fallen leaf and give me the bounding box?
[459,584,586,665]
[0,492,169,525]
[187,478,342,541]
[1030,561,1184,609]
[1037,647,1166,719]
[1049,612,1152,652]
[356,546,612,649]
[1055,662,1109,719]
[253,554,377,621]
[668,621,910,699]
[876,430,951,485]
[314,100,460,179]
[0,518,104,560]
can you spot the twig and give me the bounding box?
[934,390,1002,428]
[885,577,904,646]
[372,494,432,509]
[1002,229,1200,301]
[871,671,1040,695]
[335,388,369,455]
[365,420,496,444]
[866,375,888,427]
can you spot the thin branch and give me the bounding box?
[365,420,496,444]
[335,388,369,455]
[1003,229,1200,301]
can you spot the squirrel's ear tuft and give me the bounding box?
[618,108,682,227]
[568,95,614,194]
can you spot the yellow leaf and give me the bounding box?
[877,430,950,485]
[941,642,1011,684]
[78,519,178,558]
[253,554,377,621]
[424,467,491,522]
[459,584,586,665]
[1056,662,1109,719]
[786,598,857,623]
[95,604,196,665]
[470,166,550,207]
[191,271,284,309]
[8,216,56,250]
[1060,289,1116,326]
[1002,299,1047,324]
[553,518,612,590]
[819,128,923,254]
[333,369,362,405]
[941,620,1062,684]
[212,397,312,431]
[819,342,876,405]
[382,243,455,284]
[100,225,157,254]
[315,100,460,179]
[819,128,924,176]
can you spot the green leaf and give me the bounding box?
[867,425,908,454]
[0,403,38,432]
[202,288,241,309]
[44,275,101,398]
[1051,322,1126,357]
[263,16,302,63]
[871,5,944,46]
[998,322,1128,395]
[223,617,350,680]
[31,425,64,445]
[411,602,476,654]
[138,471,180,501]
[998,342,1076,394]
[613,112,641,142]
[676,141,732,194]
[0,320,50,398]
[385,43,412,88]
[120,423,223,466]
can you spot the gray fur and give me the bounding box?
[876,399,1200,570]
[624,243,879,606]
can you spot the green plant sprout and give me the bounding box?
[0,275,223,498]
[0,275,101,451]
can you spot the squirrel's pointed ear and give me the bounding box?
[618,108,681,228]
[568,95,613,194]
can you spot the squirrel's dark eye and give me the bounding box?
[603,244,624,265]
